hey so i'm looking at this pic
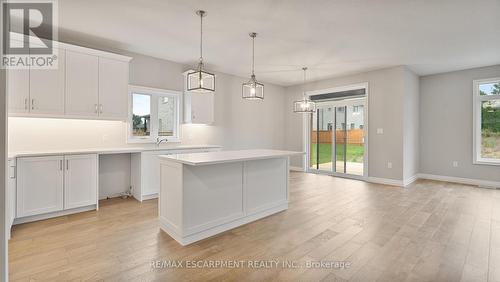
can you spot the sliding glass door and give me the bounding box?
[308,98,366,177]
[310,106,333,171]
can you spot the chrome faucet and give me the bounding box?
[156,137,169,147]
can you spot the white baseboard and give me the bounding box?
[141,193,159,201]
[13,205,97,225]
[367,177,404,187]
[160,203,288,246]
[289,166,304,172]
[403,174,419,187]
[417,173,500,189]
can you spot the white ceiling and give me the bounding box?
[56,0,500,86]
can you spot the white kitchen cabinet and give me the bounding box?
[7,36,131,120]
[17,156,64,217]
[184,91,214,124]
[98,57,129,120]
[64,154,98,209]
[7,69,30,114]
[131,147,221,201]
[7,159,16,238]
[29,48,65,115]
[65,50,99,117]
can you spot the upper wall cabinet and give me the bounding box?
[30,48,66,115]
[7,69,29,114]
[7,36,131,120]
[65,50,99,118]
[184,91,215,124]
[98,58,129,119]
[182,70,215,124]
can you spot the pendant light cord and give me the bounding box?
[199,12,203,64]
[252,35,255,76]
[302,67,307,98]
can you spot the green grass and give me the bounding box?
[481,132,500,159]
[310,143,364,165]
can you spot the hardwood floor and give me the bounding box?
[8,172,500,281]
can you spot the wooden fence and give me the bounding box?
[311,129,364,145]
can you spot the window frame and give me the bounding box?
[473,77,500,165]
[127,85,182,144]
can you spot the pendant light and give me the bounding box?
[293,67,316,113]
[187,10,216,92]
[242,32,264,100]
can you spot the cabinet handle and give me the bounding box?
[24,98,28,110]
[59,160,63,171]
[66,160,69,170]
[31,98,34,110]
[94,104,98,114]
[99,104,103,114]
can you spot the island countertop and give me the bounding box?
[158,149,304,166]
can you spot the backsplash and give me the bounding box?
[8,117,220,152]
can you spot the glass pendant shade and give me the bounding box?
[187,10,215,93]
[242,75,264,100]
[187,68,215,92]
[293,97,316,113]
[293,67,316,113]
[242,32,264,100]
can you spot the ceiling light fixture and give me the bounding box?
[187,10,216,93]
[242,32,264,100]
[293,67,316,113]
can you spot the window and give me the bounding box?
[128,85,181,143]
[473,78,500,164]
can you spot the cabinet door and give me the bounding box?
[29,48,65,115]
[64,154,98,209]
[65,50,99,117]
[8,159,17,225]
[7,69,30,114]
[98,58,129,119]
[141,151,167,198]
[189,92,214,124]
[17,156,64,217]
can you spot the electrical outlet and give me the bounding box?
[387,162,392,169]
[453,161,459,167]
[377,128,384,134]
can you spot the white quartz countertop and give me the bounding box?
[8,145,222,158]
[159,149,304,166]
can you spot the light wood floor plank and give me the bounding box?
[8,172,500,281]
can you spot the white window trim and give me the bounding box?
[473,77,500,166]
[127,85,182,144]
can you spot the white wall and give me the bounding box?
[8,52,286,153]
[99,154,131,199]
[1,67,7,282]
[403,68,420,181]
[420,65,500,182]
[285,66,407,180]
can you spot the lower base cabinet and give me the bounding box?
[131,148,222,201]
[17,154,98,218]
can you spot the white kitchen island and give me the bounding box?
[158,149,303,246]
